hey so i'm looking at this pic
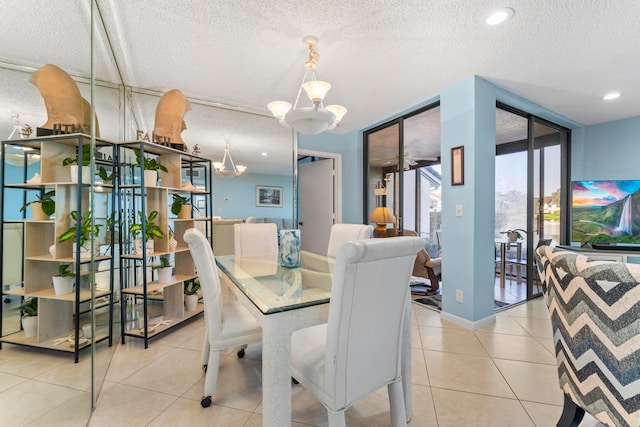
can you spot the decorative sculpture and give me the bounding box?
[152,89,191,151]
[30,64,100,136]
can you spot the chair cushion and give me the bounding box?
[291,324,333,405]
[216,299,262,349]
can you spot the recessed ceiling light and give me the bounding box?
[261,152,268,156]
[486,7,515,25]
[603,92,621,100]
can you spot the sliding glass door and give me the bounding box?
[496,104,570,302]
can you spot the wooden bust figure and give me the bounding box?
[30,64,99,136]
[153,89,191,149]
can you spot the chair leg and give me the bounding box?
[327,409,347,427]
[557,393,585,427]
[202,349,222,407]
[388,379,408,426]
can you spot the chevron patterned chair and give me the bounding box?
[535,246,640,427]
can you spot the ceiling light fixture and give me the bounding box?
[603,92,622,100]
[486,7,515,25]
[213,140,246,179]
[268,35,347,135]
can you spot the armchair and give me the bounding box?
[290,236,424,427]
[403,229,441,294]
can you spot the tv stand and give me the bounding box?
[589,243,640,252]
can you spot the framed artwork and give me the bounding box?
[256,185,283,207]
[451,145,464,186]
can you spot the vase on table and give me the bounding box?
[279,229,301,268]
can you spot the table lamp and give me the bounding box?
[369,206,396,236]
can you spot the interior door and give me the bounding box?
[298,159,334,254]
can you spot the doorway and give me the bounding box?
[297,149,341,255]
[495,104,570,305]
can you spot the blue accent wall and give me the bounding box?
[212,172,293,220]
[576,116,640,180]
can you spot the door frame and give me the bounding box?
[297,149,342,225]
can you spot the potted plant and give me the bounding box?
[62,144,92,183]
[19,190,55,220]
[52,263,75,295]
[153,256,173,283]
[97,166,116,185]
[184,279,200,311]
[134,148,167,186]
[500,228,526,242]
[129,210,164,255]
[58,210,103,259]
[14,297,38,338]
[171,194,199,219]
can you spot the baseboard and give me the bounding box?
[440,311,496,330]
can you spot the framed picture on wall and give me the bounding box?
[256,185,283,207]
[451,145,464,186]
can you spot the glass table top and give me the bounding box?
[215,251,335,314]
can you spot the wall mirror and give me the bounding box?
[0,2,294,421]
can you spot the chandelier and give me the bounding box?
[267,35,347,135]
[213,140,246,179]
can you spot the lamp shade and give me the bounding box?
[267,101,292,120]
[369,206,396,224]
[302,80,331,103]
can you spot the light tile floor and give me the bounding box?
[0,298,604,426]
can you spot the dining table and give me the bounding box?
[216,250,413,426]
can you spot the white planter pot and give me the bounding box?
[134,238,155,255]
[30,202,50,220]
[22,316,37,338]
[144,170,157,186]
[52,276,75,295]
[185,294,198,312]
[178,204,192,219]
[157,267,173,283]
[70,165,91,184]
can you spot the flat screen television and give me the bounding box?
[572,180,640,246]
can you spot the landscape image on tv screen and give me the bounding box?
[572,180,640,244]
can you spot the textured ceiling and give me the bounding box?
[1,1,639,173]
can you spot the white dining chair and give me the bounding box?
[290,236,424,427]
[183,228,262,408]
[233,223,278,256]
[326,223,374,258]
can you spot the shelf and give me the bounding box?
[120,247,190,259]
[1,328,111,352]
[28,287,110,303]
[121,275,196,295]
[123,305,204,337]
[25,255,112,263]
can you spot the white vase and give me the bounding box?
[185,294,198,312]
[144,170,157,186]
[52,276,75,295]
[134,238,155,255]
[70,165,91,184]
[157,267,173,283]
[22,316,37,338]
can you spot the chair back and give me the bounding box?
[325,236,423,408]
[233,223,278,257]
[326,223,374,258]
[184,228,223,340]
